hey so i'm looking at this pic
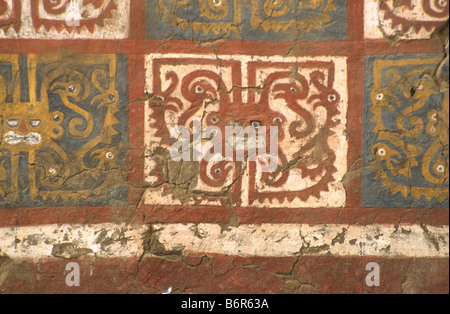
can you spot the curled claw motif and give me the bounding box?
[422,0,450,18]
[0,54,126,207]
[147,57,346,207]
[31,0,118,34]
[156,0,338,36]
[179,70,231,128]
[369,57,449,203]
[199,0,230,20]
[0,0,21,34]
[263,0,293,17]
[46,68,93,139]
[380,0,449,34]
[250,66,340,203]
[199,159,234,188]
[79,68,120,170]
[259,150,289,188]
[42,0,110,14]
[35,149,69,189]
[42,0,72,14]
[2,0,128,37]
[253,0,337,33]
[157,0,239,35]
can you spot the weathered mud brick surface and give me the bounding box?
[0,0,130,39]
[146,0,348,41]
[144,54,348,209]
[0,54,128,208]
[363,54,449,208]
[365,0,449,40]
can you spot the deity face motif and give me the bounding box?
[1,101,65,156]
[204,96,287,157]
[2,103,46,152]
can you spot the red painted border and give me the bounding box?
[128,55,146,191]
[1,205,447,227]
[0,206,127,228]
[346,53,365,209]
[1,255,448,294]
[347,0,365,41]
[129,0,146,39]
[0,38,443,56]
[140,204,449,226]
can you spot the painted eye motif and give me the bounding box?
[30,120,41,127]
[6,120,19,127]
[68,86,76,93]
[106,152,114,159]
[251,120,262,129]
[211,117,219,124]
[273,117,282,125]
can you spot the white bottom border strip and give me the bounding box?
[0,223,448,259]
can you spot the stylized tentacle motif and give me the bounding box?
[43,68,93,139]
[78,68,120,169]
[368,56,449,203]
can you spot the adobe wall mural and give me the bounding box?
[0,0,448,295]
